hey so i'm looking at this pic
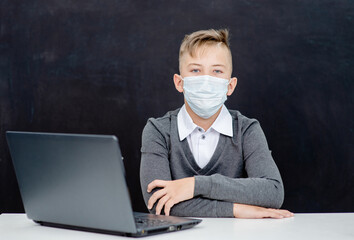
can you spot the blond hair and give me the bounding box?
[179,29,231,67]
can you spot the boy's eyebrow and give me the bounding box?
[187,63,202,67]
[212,64,226,68]
[187,63,227,68]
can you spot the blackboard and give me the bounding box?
[1,0,353,213]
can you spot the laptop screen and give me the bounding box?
[7,131,137,233]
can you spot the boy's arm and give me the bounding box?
[141,120,286,217]
[140,120,234,217]
[145,176,291,218]
[140,151,234,217]
[193,121,284,208]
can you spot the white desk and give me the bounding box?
[1,213,353,240]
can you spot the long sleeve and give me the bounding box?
[140,110,285,218]
[140,120,234,217]
[193,121,284,208]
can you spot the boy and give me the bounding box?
[140,29,293,218]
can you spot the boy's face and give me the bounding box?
[174,43,238,121]
[179,43,233,79]
[174,43,237,97]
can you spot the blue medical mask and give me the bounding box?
[182,75,230,119]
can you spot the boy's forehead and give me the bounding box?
[181,44,232,67]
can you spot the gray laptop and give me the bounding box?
[6,131,201,237]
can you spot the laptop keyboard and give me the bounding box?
[135,217,172,228]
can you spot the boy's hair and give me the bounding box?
[179,29,231,66]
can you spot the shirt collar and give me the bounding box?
[177,104,233,141]
[177,105,197,141]
[210,105,233,137]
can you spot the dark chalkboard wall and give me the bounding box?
[1,0,353,213]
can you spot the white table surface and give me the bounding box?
[1,213,354,240]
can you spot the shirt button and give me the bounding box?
[198,128,203,132]
[201,135,206,140]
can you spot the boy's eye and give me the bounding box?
[214,70,222,73]
[191,69,200,73]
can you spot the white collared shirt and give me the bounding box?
[177,104,233,169]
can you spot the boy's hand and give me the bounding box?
[233,203,294,219]
[147,177,195,216]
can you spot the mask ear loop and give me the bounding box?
[226,78,236,96]
[226,78,232,85]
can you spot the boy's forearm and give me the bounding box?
[194,174,284,208]
[142,175,234,217]
[169,197,234,218]
[190,121,284,208]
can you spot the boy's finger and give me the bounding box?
[155,195,170,215]
[147,180,166,192]
[164,200,175,216]
[264,209,284,219]
[148,189,166,209]
[277,209,294,217]
[268,209,293,218]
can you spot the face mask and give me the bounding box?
[182,75,230,119]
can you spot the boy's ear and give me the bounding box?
[173,74,184,93]
[227,77,238,96]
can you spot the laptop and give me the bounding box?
[6,131,201,237]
